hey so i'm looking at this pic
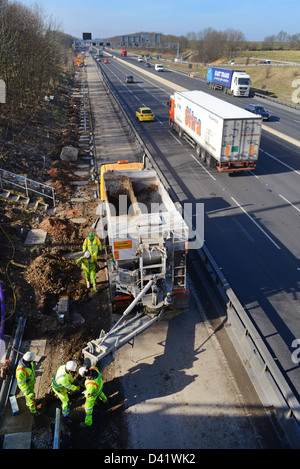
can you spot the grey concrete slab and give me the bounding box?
[24,229,47,245]
[3,432,31,449]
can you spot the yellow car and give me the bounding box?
[136,107,154,122]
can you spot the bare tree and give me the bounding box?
[0,0,74,109]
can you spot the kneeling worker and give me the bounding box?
[79,366,107,428]
[52,361,79,424]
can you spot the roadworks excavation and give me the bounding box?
[0,66,127,449]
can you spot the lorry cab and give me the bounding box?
[167,96,175,124]
[232,72,250,96]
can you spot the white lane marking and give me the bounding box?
[190,154,216,180]
[168,130,183,144]
[261,149,300,175]
[278,194,300,213]
[230,196,281,250]
[233,217,255,243]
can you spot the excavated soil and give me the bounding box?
[0,69,128,449]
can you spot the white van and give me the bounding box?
[155,64,164,71]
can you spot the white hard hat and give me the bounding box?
[84,251,91,258]
[23,351,36,361]
[66,361,77,372]
[79,366,89,377]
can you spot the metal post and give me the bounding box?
[25,178,28,197]
[53,407,61,449]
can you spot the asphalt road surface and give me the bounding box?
[94,52,300,405]
[86,55,287,449]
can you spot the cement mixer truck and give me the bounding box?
[83,160,190,370]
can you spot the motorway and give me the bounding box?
[94,51,300,404]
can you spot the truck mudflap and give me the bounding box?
[217,161,257,172]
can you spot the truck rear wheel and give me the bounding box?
[200,148,206,162]
[206,154,215,168]
[196,145,201,157]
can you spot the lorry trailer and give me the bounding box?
[168,90,262,172]
[207,67,250,97]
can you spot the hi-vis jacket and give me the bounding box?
[76,254,97,272]
[84,367,104,398]
[52,364,77,393]
[82,236,102,257]
[16,359,35,395]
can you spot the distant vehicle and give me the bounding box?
[125,75,134,83]
[137,56,144,62]
[104,59,109,64]
[145,62,151,67]
[155,64,164,72]
[136,107,154,122]
[245,104,270,120]
[207,66,250,97]
[121,49,127,57]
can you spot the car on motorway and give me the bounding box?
[245,104,271,120]
[155,64,164,72]
[125,75,134,83]
[104,59,109,64]
[136,107,154,122]
[137,56,144,62]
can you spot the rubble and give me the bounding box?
[60,145,79,162]
[0,64,126,451]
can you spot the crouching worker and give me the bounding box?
[79,366,107,428]
[52,361,79,425]
[16,351,37,415]
[76,251,97,291]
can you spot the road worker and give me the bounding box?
[16,351,37,416]
[52,361,79,424]
[82,231,102,258]
[78,366,107,428]
[76,250,97,291]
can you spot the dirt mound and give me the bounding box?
[65,208,80,218]
[47,167,74,181]
[39,217,77,240]
[24,253,84,299]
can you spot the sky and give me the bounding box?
[19,0,300,42]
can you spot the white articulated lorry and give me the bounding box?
[168,90,262,172]
[207,67,251,97]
